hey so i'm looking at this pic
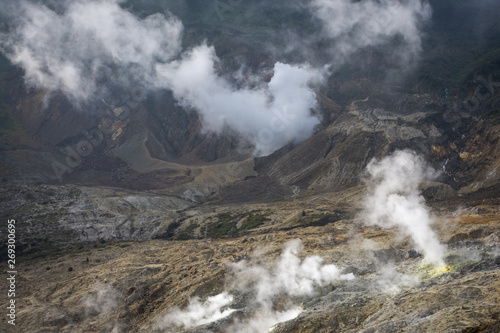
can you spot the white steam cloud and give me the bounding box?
[230,239,354,302]
[160,292,235,329]
[157,45,324,155]
[82,284,122,317]
[156,239,354,332]
[310,0,432,66]
[350,237,421,293]
[1,0,183,102]
[362,150,447,267]
[1,0,433,155]
[232,308,303,333]
[227,239,354,332]
[0,0,323,155]
[376,263,420,294]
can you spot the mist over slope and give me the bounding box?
[0,0,437,157]
[0,1,499,332]
[0,0,497,190]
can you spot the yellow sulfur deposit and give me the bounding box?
[432,266,451,275]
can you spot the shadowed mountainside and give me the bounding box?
[0,1,500,332]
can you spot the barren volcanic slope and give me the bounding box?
[0,0,500,332]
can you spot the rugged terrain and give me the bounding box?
[1,186,499,332]
[0,0,500,332]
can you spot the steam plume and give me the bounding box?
[157,45,324,155]
[0,0,183,102]
[230,239,354,303]
[227,239,354,332]
[82,284,122,317]
[376,263,420,294]
[0,0,323,155]
[309,0,432,67]
[0,0,435,155]
[156,239,354,332]
[160,292,235,329]
[362,150,447,267]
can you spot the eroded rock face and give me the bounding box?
[254,95,452,195]
[1,55,499,199]
[4,196,499,333]
[1,72,499,333]
[0,1,499,332]
[0,184,194,253]
[420,181,458,201]
[271,269,500,333]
